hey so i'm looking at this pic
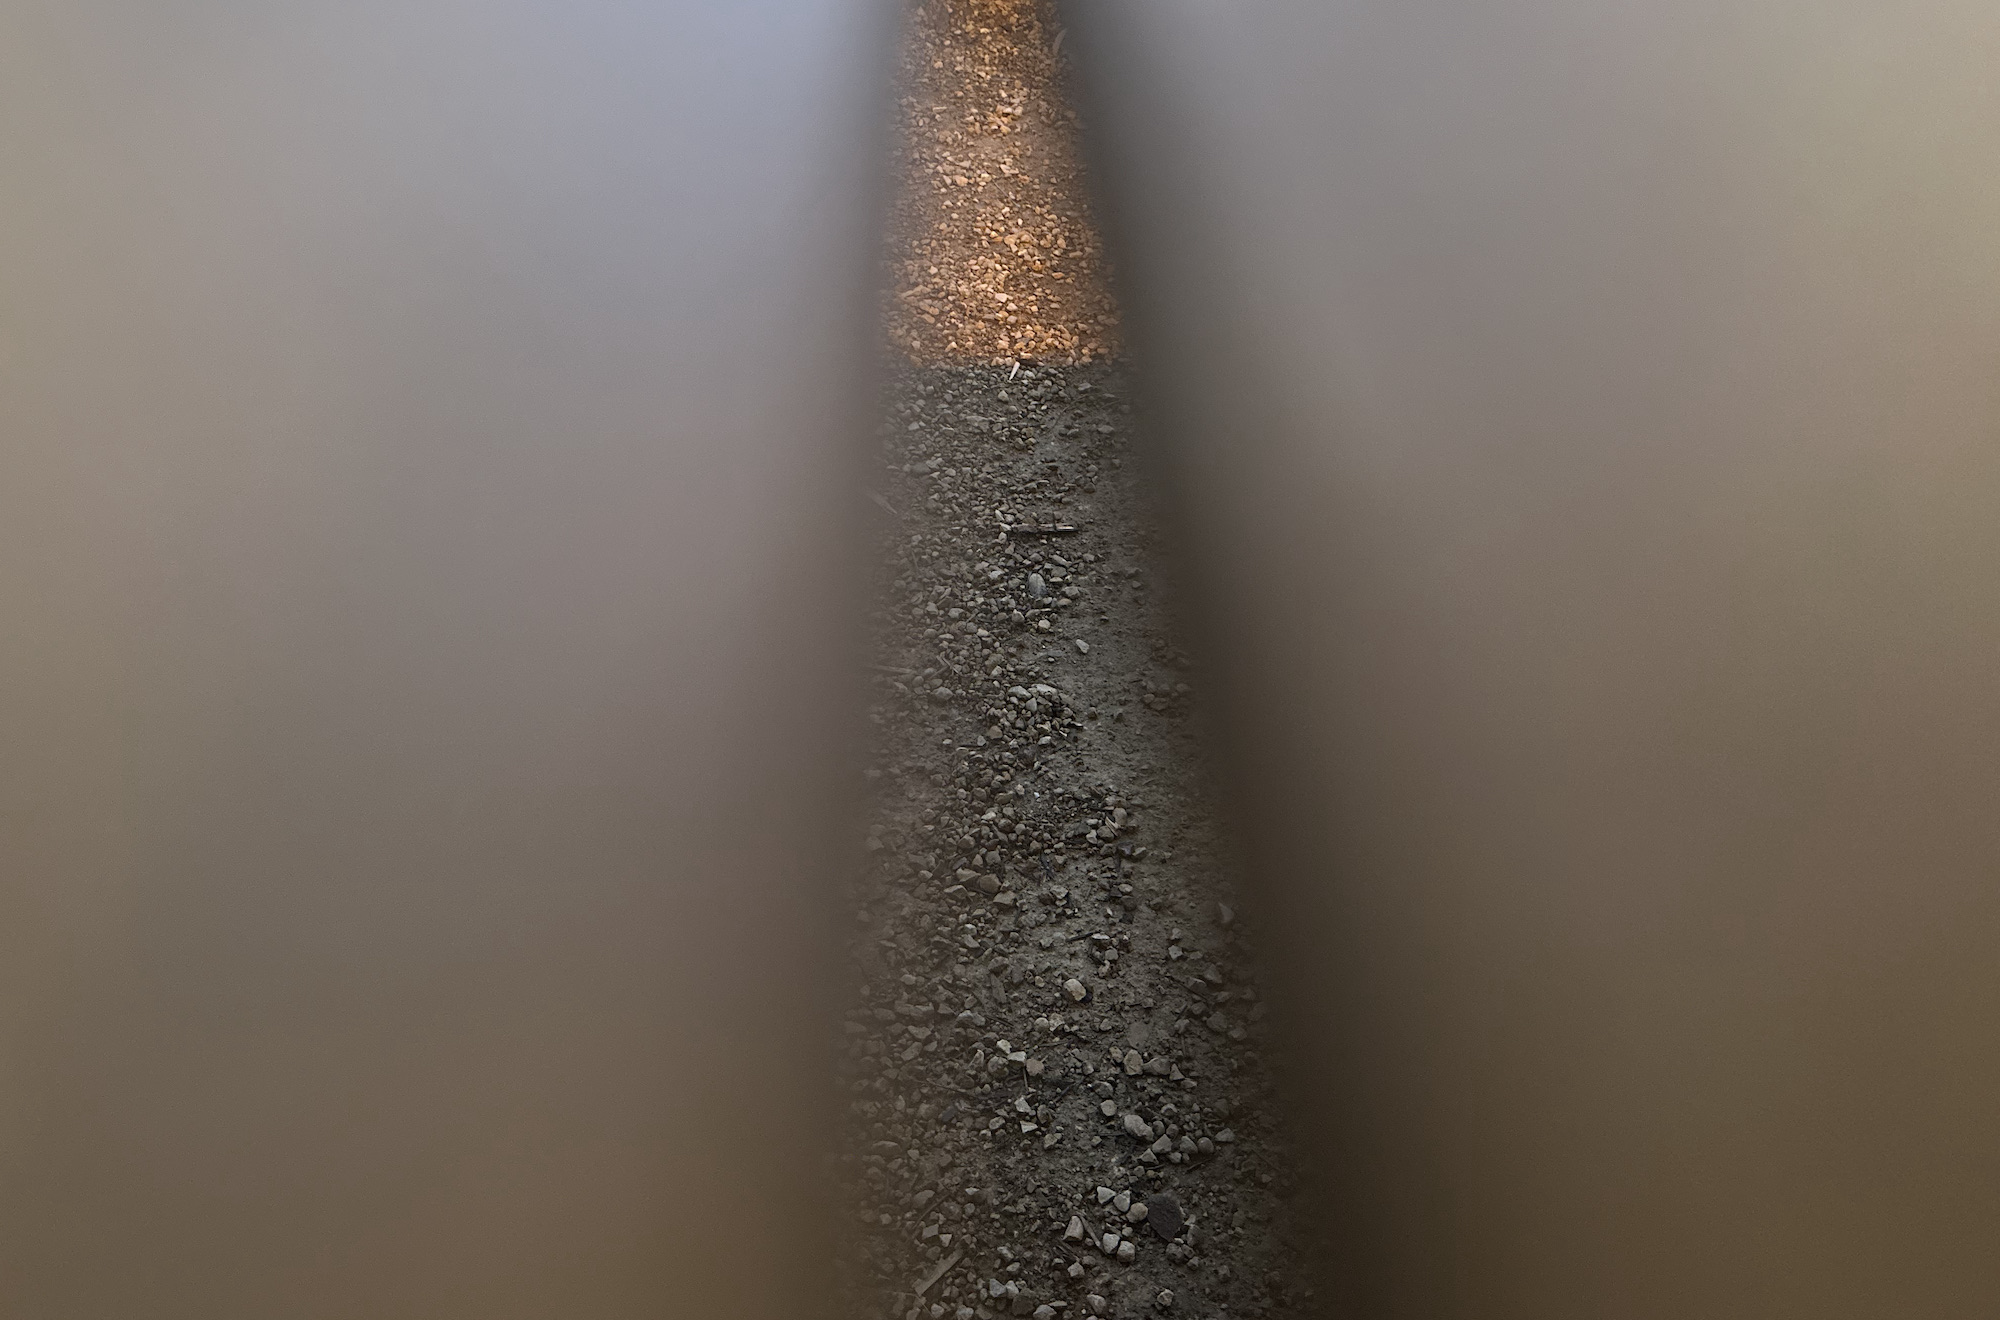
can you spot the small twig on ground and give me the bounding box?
[914,1250,961,1298]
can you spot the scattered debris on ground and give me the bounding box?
[836,361,1317,1320]
[841,6,1315,1317]
[883,0,1120,364]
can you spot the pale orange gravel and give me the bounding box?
[883,0,1122,365]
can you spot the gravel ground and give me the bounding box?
[840,6,1316,1318]
[882,0,1120,364]
[834,362,1320,1320]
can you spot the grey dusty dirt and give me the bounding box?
[835,5,1316,1318]
[834,362,1320,1320]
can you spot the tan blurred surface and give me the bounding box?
[0,3,889,1315]
[1065,0,2000,1314]
[7,1,2000,1315]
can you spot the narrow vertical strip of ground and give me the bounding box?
[836,6,1319,1319]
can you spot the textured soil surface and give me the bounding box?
[881,0,1120,364]
[834,363,1321,1320]
[834,7,1317,1319]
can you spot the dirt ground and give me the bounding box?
[835,6,1317,1318]
[881,0,1120,364]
